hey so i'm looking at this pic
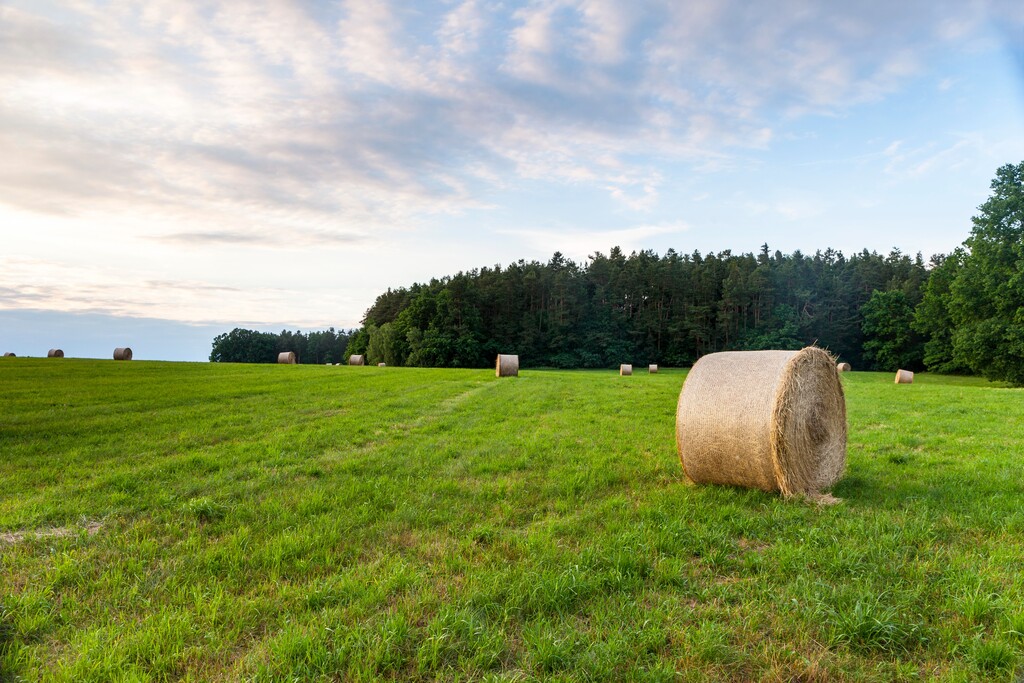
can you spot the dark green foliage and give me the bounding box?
[947,161,1024,385]
[358,246,927,369]
[914,251,969,374]
[210,327,352,364]
[861,290,924,371]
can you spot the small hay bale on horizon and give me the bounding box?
[676,346,846,498]
[649,364,658,373]
[3,352,15,357]
[48,349,64,358]
[277,351,296,364]
[620,364,633,376]
[836,362,851,372]
[349,354,365,366]
[113,347,133,361]
[496,354,519,377]
[895,369,914,384]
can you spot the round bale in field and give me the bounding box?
[277,351,296,364]
[349,354,365,366]
[895,369,914,384]
[836,362,851,372]
[378,362,386,367]
[496,354,519,377]
[676,347,846,497]
[620,364,633,376]
[3,352,15,357]
[48,349,64,358]
[649,364,658,373]
[113,347,133,361]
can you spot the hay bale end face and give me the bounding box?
[48,349,64,358]
[620,364,633,376]
[649,364,658,373]
[496,354,519,377]
[113,347,133,361]
[277,351,296,364]
[3,352,14,357]
[349,354,365,366]
[836,362,851,372]
[676,347,847,497]
[895,369,914,384]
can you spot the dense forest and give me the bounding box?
[212,162,1024,385]
[209,327,352,365]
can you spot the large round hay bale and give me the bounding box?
[3,352,14,357]
[620,364,633,376]
[48,349,64,358]
[836,362,851,372]
[895,369,914,384]
[649,364,658,373]
[496,354,519,377]
[113,347,133,361]
[277,351,296,364]
[349,354,365,366]
[676,347,846,497]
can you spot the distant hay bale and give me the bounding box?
[277,351,296,364]
[676,347,847,497]
[349,354,365,366]
[113,347,133,361]
[378,362,386,367]
[837,362,851,372]
[3,352,14,357]
[649,364,658,373]
[48,349,64,358]
[895,369,914,384]
[620,364,632,376]
[496,354,519,377]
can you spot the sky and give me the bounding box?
[2,0,1024,361]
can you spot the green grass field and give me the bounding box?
[2,359,1023,681]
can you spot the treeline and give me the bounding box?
[348,245,926,371]
[210,162,1024,385]
[210,327,353,364]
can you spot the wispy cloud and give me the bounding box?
[499,222,689,261]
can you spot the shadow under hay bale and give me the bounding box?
[48,349,64,358]
[676,346,846,497]
[895,369,914,384]
[113,347,133,361]
[496,354,519,377]
[837,362,851,372]
[620,364,633,376]
[349,355,365,366]
[649,364,658,373]
[277,351,296,364]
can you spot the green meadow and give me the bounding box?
[1,359,1023,682]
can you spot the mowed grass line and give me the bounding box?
[1,359,1023,681]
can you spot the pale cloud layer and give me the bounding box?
[1,0,1023,343]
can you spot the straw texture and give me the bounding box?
[277,351,296,364]
[836,362,851,372]
[349,354,365,366]
[113,347,133,361]
[676,347,847,497]
[894,369,914,384]
[496,354,519,377]
[620,364,633,376]
[47,349,64,358]
[649,364,658,373]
